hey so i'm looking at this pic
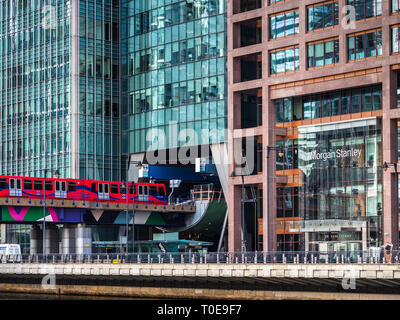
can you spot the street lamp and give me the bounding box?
[230,168,253,254]
[265,145,288,253]
[125,158,142,254]
[382,161,399,249]
[43,168,60,255]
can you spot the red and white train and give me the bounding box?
[0,175,168,205]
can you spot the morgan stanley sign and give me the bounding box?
[305,148,362,162]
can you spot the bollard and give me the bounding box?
[148,254,150,264]
[235,257,238,264]
[181,254,184,264]
[171,257,174,264]
[297,254,299,264]
[283,254,286,264]
[217,254,219,264]
[205,254,207,264]
[151,258,153,263]
[255,254,257,264]
[311,254,314,264]
[170,254,172,264]
[263,253,266,264]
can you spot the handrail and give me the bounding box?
[7,250,398,264]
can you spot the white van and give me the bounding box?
[0,244,21,263]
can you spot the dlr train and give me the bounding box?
[0,175,168,204]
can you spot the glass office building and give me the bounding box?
[0,0,71,178]
[78,0,121,181]
[0,0,122,181]
[121,0,227,156]
[298,118,382,252]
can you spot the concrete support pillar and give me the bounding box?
[304,232,309,252]
[0,225,6,244]
[30,225,43,254]
[382,66,399,248]
[262,90,277,252]
[62,226,76,254]
[228,184,243,252]
[45,224,59,254]
[75,224,92,255]
[362,222,368,252]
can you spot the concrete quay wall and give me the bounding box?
[0,263,399,279]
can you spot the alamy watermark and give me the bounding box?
[41,273,56,290]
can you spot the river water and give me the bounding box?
[0,292,154,300]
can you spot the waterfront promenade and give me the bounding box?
[0,252,399,299]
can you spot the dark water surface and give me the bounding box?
[0,292,158,300]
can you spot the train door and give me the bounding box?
[9,178,22,197]
[138,185,149,202]
[98,183,110,200]
[55,181,67,198]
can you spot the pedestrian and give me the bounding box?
[384,242,393,264]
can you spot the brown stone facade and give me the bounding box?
[228,0,400,252]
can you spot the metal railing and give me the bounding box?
[3,250,399,264]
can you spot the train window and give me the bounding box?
[68,182,76,192]
[91,183,96,192]
[111,184,118,193]
[0,179,6,189]
[138,186,143,194]
[99,184,103,193]
[120,185,126,194]
[104,184,109,193]
[10,179,14,188]
[158,187,166,196]
[55,181,60,190]
[149,186,157,196]
[45,181,52,191]
[62,182,66,191]
[24,180,33,189]
[129,185,135,194]
[34,180,43,190]
[16,179,21,189]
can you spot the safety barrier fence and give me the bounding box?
[3,193,194,207]
[2,250,399,264]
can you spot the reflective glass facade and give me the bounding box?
[298,118,382,251]
[275,85,382,123]
[121,0,227,154]
[307,1,339,32]
[78,0,121,181]
[0,0,71,177]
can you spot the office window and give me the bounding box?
[308,38,339,68]
[270,47,300,75]
[393,0,400,12]
[307,1,339,31]
[275,85,382,123]
[269,10,299,39]
[392,25,400,53]
[347,0,382,20]
[348,29,382,61]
